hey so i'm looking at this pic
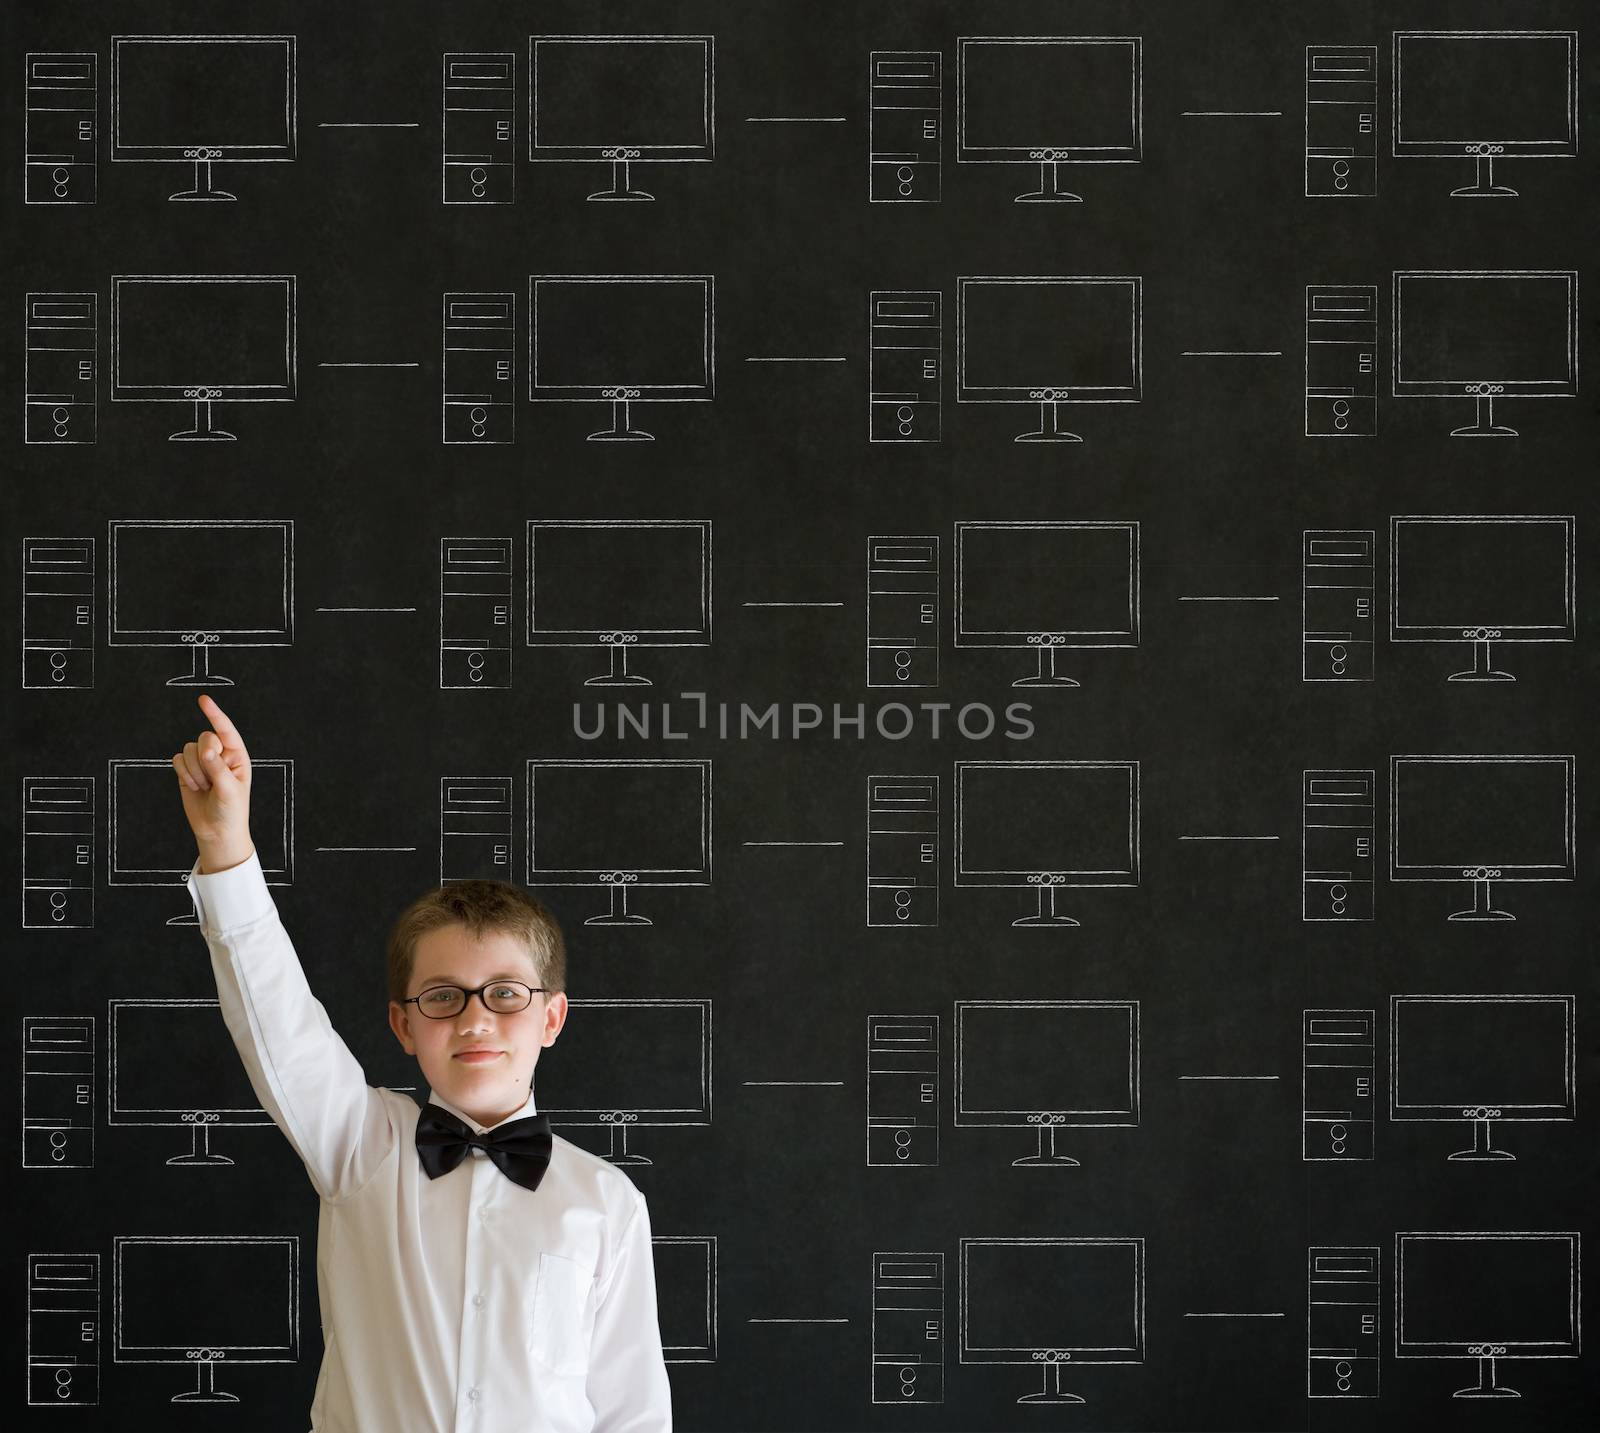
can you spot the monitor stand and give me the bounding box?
[586,881,652,926]
[171,1358,240,1403]
[1447,876,1513,923]
[1447,636,1514,683]
[1447,1115,1514,1162]
[589,156,655,202]
[1018,1357,1085,1404]
[1454,1353,1520,1399]
[589,395,655,442]
[1014,883,1079,927]
[165,636,235,688]
[170,396,238,443]
[1450,393,1516,438]
[1016,397,1083,443]
[586,643,651,686]
[170,155,237,202]
[1013,1123,1079,1167]
[1451,152,1517,199]
[604,1120,651,1167]
[167,1119,234,1166]
[1016,156,1083,204]
[1015,644,1079,687]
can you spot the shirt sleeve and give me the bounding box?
[586,1191,673,1432]
[186,848,391,1203]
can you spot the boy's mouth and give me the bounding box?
[454,1051,503,1064]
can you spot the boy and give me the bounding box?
[173,693,672,1432]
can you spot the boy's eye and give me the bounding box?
[491,986,517,999]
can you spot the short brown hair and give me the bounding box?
[386,880,567,1006]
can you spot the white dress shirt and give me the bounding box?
[185,849,673,1433]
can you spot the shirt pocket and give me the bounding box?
[528,1251,593,1378]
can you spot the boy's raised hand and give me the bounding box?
[173,694,254,871]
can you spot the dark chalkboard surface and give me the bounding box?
[7,1,1596,1429]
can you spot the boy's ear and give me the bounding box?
[388,1000,415,1056]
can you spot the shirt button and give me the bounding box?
[477,1205,489,1222]
[473,1292,485,1309]
[467,1387,480,1402]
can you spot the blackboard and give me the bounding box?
[8,1,1596,1429]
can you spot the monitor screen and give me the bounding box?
[108,520,293,642]
[107,1001,275,1125]
[958,278,1140,400]
[533,1001,710,1122]
[112,37,295,159]
[654,1239,717,1360]
[1395,1234,1579,1354]
[530,36,713,159]
[955,761,1138,884]
[1393,32,1577,154]
[108,760,292,884]
[526,760,710,883]
[955,522,1138,645]
[1391,996,1575,1118]
[1392,272,1577,394]
[528,521,710,644]
[530,277,713,398]
[1390,756,1574,878]
[961,1239,1144,1362]
[1391,517,1575,639]
[955,1002,1138,1124]
[958,39,1141,159]
[115,1237,298,1360]
[112,277,297,398]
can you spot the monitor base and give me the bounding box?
[1013,913,1080,927]
[608,1153,653,1166]
[1013,674,1081,687]
[166,912,200,926]
[1448,1147,1515,1162]
[167,674,236,686]
[1018,1391,1086,1404]
[585,912,653,926]
[170,427,239,442]
[1447,669,1513,682]
[1446,908,1513,922]
[1449,422,1517,438]
[173,1391,241,1403]
[588,188,656,202]
[1015,428,1084,443]
[170,189,238,203]
[588,428,655,443]
[1450,183,1517,198]
[584,673,653,686]
[167,1152,235,1166]
[1012,1152,1081,1167]
[1015,190,1083,204]
[1454,1386,1520,1399]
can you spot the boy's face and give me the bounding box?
[387,922,567,1129]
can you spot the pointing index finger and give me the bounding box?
[197,693,246,751]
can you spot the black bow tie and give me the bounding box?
[416,1104,553,1193]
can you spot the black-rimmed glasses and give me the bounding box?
[402,980,547,1019]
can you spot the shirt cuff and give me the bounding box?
[185,846,276,934]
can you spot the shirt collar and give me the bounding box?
[423,1084,538,1135]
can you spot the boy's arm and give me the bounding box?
[187,846,391,1203]
[586,1192,673,1432]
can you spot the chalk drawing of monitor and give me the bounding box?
[111,35,296,201]
[957,276,1141,443]
[107,999,280,1165]
[654,1236,718,1363]
[1391,270,1577,438]
[1388,755,1575,921]
[1392,31,1577,197]
[953,521,1139,686]
[111,276,297,441]
[1390,995,1575,1162]
[526,758,711,925]
[530,35,713,201]
[954,760,1139,926]
[956,37,1142,202]
[1394,1232,1580,1399]
[107,518,293,684]
[533,998,711,1166]
[527,519,711,686]
[530,274,714,441]
[107,758,292,925]
[960,1237,1144,1404]
[1390,516,1575,682]
[113,1235,298,1403]
[954,1000,1139,1166]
